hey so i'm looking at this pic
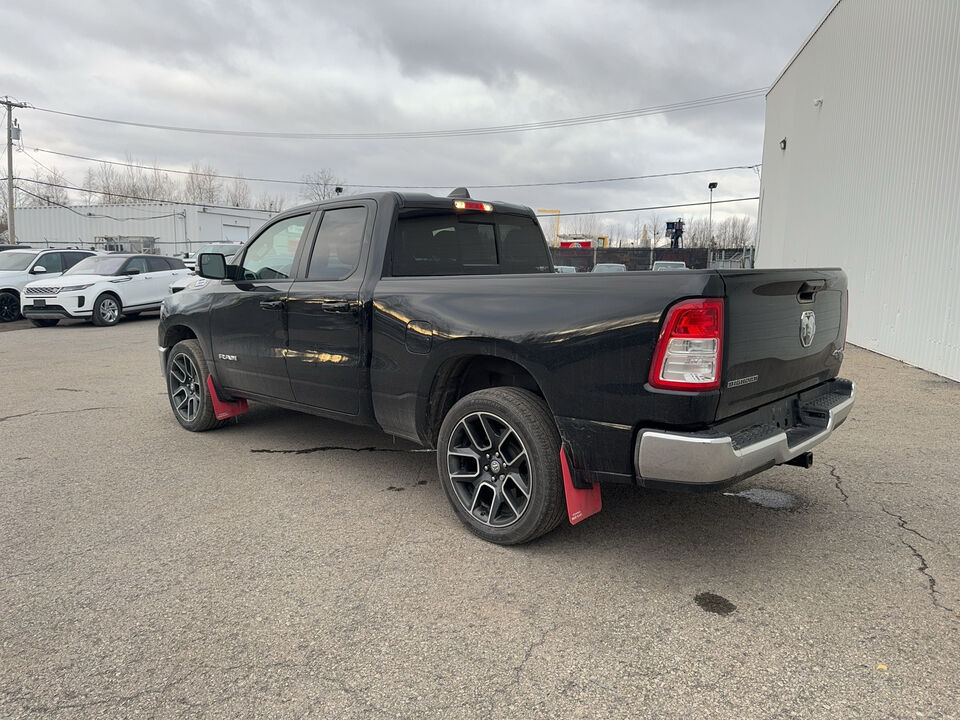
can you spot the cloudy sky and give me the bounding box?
[1,0,833,236]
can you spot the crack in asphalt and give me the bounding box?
[0,410,37,423]
[899,538,957,615]
[510,623,559,688]
[15,668,200,713]
[880,505,936,544]
[251,445,435,455]
[826,462,848,505]
[0,406,118,423]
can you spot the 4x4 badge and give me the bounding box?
[800,311,816,348]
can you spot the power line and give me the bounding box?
[14,176,270,212]
[537,196,759,218]
[28,88,767,140]
[32,146,760,190]
[16,175,757,219]
[15,185,185,220]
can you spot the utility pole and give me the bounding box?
[3,97,26,244]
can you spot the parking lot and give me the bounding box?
[1,316,958,718]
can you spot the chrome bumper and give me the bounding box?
[635,380,855,486]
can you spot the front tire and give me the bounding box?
[0,291,20,322]
[166,339,225,432]
[437,387,565,545]
[92,293,121,326]
[30,319,60,327]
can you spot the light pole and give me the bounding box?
[707,181,718,247]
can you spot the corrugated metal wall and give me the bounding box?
[16,204,274,255]
[758,0,960,380]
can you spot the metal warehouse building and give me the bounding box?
[15,203,274,255]
[757,0,960,380]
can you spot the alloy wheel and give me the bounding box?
[446,411,532,528]
[169,352,203,423]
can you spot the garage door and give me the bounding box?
[222,225,249,244]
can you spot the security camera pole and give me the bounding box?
[3,97,26,244]
[707,181,718,246]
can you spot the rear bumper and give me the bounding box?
[635,378,855,488]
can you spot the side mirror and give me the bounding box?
[31,265,48,274]
[198,253,228,280]
[124,268,141,276]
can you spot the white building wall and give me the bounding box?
[758,0,960,380]
[16,203,274,255]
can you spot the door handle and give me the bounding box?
[259,299,284,310]
[322,301,353,313]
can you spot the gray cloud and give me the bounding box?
[1,0,833,233]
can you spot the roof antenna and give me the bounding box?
[447,187,471,199]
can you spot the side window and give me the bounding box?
[37,252,63,273]
[499,221,552,274]
[147,257,170,273]
[392,213,499,276]
[306,207,368,280]
[239,215,310,281]
[64,252,89,269]
[125,257,150,274]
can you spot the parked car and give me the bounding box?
[0,244,33,252]
[0,248,96,322]
[21,254,190,327]
[592,263,627,273]
[652,261,688,271]
[554,265,577,273]
[159,190,853,546]
[183,243,244,270]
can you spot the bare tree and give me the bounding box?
[300,168,344,202]
[254,190,285,213]
[647,213,664,247]
[22,165,71,207]
[225,176,252,208]
[181,162,223,204]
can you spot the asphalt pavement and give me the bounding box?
[1,317,958,718]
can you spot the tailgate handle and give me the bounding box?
[798,280,825,303]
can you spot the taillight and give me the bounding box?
[648,298,724,391]
[453,200,493,212]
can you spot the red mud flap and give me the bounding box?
[206,375,248,420]
[561,448,602,525]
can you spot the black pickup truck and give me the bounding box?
[158,190,854,545]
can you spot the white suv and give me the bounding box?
[0,248,96,322]
[21,254,190,327]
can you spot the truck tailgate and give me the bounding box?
[716,269,847,421]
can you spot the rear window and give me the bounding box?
[389,210,551,277]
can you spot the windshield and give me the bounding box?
[62,256,127,276]
[0,250,39,271]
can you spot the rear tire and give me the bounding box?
[166,339,225,432]
[437,387,565,545]
[30,319,60,327]
[92,293,121,326]
[0,291,20,323]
